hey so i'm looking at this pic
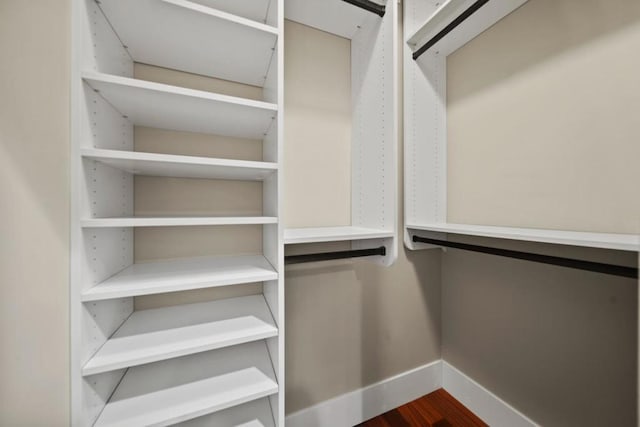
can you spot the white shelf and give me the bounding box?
[407,0,471,47]
[82,148,277,181]
[97,0,277,86]
[82,255,277,301]
[81,216,277,228]
[284,226,394,244]
[406,0,529,56]
[407,223,640,252]
[93,341,278,427]
[83,295,278,375]
[180,398,275,427]
[184,0,273,24]
[286,0,385,39]
[83,72,277,139]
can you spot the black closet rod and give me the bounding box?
[342,0,386,17]
[285,246,386,265]
[413,0,490,60]
[412,235,638,279]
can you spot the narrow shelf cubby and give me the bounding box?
[283,0,398,266]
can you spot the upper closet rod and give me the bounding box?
[285,246,386,265]
[413,0,490,60]
[412,235,638,279]
[342,0,386,17]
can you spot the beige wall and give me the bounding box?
[447,0,640,234]
[0,1,70,425]
[284,21,352,228]
[283,19,442,413]
[444,0,639,425]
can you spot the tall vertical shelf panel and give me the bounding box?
[284,0,398,266]
[70,0,284,425]
[402,0,639,251]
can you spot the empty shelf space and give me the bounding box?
[180,397,274,427]
[83,295,278,375]
[82,255,277,301]
[407,223,640,252]
[81,216,277,228]
[83,72,277,139]
[285,226,394,244]
[82,148,277,181]
[97,0,277,86]
[93,341,278,427]
[286,0,386,39]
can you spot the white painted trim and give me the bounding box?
[285,360,442,427]
[285,360,541,427]
[442,362,539,427]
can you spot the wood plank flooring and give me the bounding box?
[356,389,487,427]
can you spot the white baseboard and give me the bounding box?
[285,360,442,427]
[442,362,538,427]
[285,360,538,427]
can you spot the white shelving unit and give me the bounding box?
[71,0,284,425]
[284,0,398,266]
[403,0,639,252]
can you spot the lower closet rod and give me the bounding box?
[285,246,386,265]
[412,235,638,279]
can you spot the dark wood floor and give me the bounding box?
[356,389,487,427]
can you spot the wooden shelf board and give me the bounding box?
[82,148,277,181]
[406,0,471,47]
[179,397,275,427]
[285,0,384,39]
[82,255,277,301]
[93,341,278,427]
[407,223,640,251]
[97,0,277,86]
[81,216,277,228]
[284,226,394,244]
[183,0,273,24]
[406,0,530,56]
[83,295,278,375]
[83,72,277,139]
